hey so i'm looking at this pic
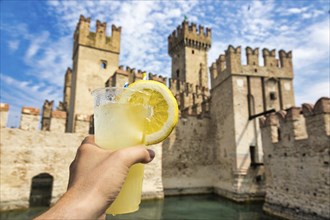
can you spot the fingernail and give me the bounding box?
[147,149,155,160]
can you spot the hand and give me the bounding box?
[35,136,155,219]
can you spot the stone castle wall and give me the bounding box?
[260,97,330,220]
[20,107,40,131]
[73,15,121,55]
[0,128,84,210]
[207,44,297,202]
[210,75,266,201]
[168,21,211,89]
[0,127,163,211]
[67,15,121,132]
[0,103,9,128]
[50,110,67,132]
[2,14,329,220]
[210,46,295,110]
[162,116,215,195]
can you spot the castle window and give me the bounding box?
[192,50,195,54]
[250,145,256,165]
[100,60,107,69]
[270,92,277,100]
[256,175,262,183]
[176,69,180,78]
[277,128,281,141]
[89,114,94,135]
[29,173,53,207]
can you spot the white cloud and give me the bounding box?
[1,1,200,127]
[290,18,329,74]
[1,74,61,104]
[22,33,72,87]
[237,0,276,42]
[1,73,61,127]
[7,40,20,52]
[287,7,308,14]
[25,31,50,59]
[208,41,227,66]
[46,1,198,77]
[1,0,329,128]
[295,81,330,105]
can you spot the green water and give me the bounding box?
[0,195,279,220]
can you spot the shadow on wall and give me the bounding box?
[29,173,53,207]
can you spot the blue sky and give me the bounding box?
[1,0,329,127]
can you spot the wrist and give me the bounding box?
[63,187,110,217]
[36,187,110,219]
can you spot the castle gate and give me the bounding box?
[29,173,53,207]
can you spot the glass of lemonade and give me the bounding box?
[92,87,150,215]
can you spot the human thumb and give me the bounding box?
[114,146,155,167]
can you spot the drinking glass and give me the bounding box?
[92,87,150,215]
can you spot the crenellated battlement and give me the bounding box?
[105,65,168,87]
[260,97,330,145]
[20,106,40,131]
[210,45,293,89]
[64,67,72,87]
[41,100,54,131]
[21,107,40,116]
[148,73,167,84]
[168,21,211,55]
[0,102,69,133]
[246,47,259,65]
[168,78,209,96]
[0,103,9,128]
[0,103,9,111]
[168,78,210,118]
[73,15,121,56]
[105,66,167,87]
[63,67,72,113]
[260,97,330,220]
[106,70,211,118]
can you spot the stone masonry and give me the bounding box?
[20,107,40,131]
[260,97,330,220]
[168,21,211,89]
[66,15,121,132]
[162,116,215,195]
[0,103,9,128]
[0,128,163,210]
[41,100,54,131]
[0,15,329,220]
[209,45,295,201]
[50,110,67,133]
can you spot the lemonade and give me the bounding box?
[94,102,148,215]
[92,83,178,216]
[94,103,147,151]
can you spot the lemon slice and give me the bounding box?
[120,80,179,145]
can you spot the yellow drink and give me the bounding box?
[94,102,148,215]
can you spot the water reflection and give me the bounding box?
[1,195,279,220]
[107,195,278,220]
[108,199,164,220]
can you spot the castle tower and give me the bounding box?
[63,67,72,112]
[209,45,295,201]
[168,21,211,88]
[41,100,54,131]
[66,15,121,132]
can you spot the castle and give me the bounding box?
[0,15,329,220]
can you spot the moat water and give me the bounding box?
[0,194,280,220]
